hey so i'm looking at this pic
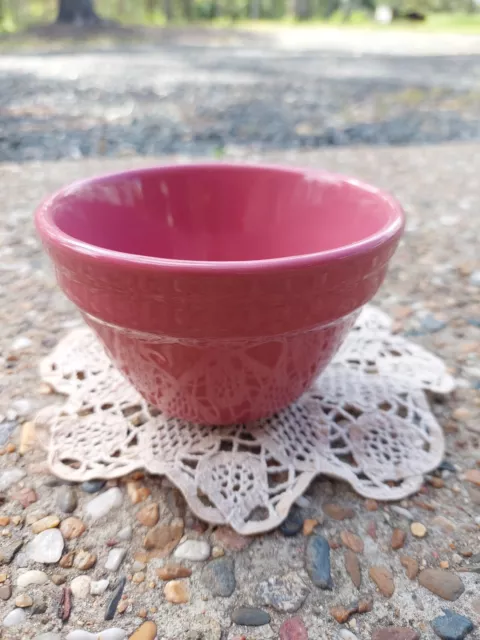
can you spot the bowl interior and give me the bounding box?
[48,164,401,262]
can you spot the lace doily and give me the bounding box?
[36,306,454,534]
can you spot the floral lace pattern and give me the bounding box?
[36,306,454,534]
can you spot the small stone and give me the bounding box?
[305,534,332,589]
[0,516,9,526]
[74,550,97,570]
[156,565,192,581]
[3,608,26,627]
[19,422,36,455]
[369,565,395,598]
[367,520,377,539]
[17,570,48,588]
[57,486,78,513]
[85,488,123,521]
[60,552,75,568]
[137,607,148,618]
[31,594,47,615]
[400,555,419,580]
[0,573,6,582]
[60,517,86,540]
[0,468,25,491]
[117,599,128,614]
[132,572,145,584]
[279,616,308,640]
[232,606,271,626]
[132,561,146,573]
[136,503,159,527]
[127,481,150,505]
[174,539,210,562]
[31,515,60,534]
[365,499,378,511]
[411,522,427,538]
[13,486,38,508]
[255,572,309,613]
[323,504,354,521]
[344,550,361,589]
[0,540,23,564]
[280,507,304,536]
[129,621,157,640]
[11,516,22,526]
[11,336,32,351]
[70,575,91,599]
[440,561,450,569]
[391,528,407,550]
[211,545,224,558]
[104,576,127,621]
[465,469,480,486]
[25,529,64,564]
[212,526,251,551]
[331,605,355,624]
[340,531,364,553]
[164,579,190,604]
[431,609,474,640]
[432,516,456,533]
[303,519,318,536]
[418,569,465,601]
[81,479,106,493]
[51,574,66,585]
[202,557,236,598]
[105,548,127,572]
[339,631,359,640]
[144,519,184,555]
[90,579,109,595]
[0,583,12,600]
[372,628,420,640]
[429,477,445,489]
[117,525,133,541]
[15,593,33,608]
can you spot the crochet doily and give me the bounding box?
[36,306,454,534]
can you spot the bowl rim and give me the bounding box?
[35,162,405,274]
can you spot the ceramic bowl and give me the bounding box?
[35,163,404,425]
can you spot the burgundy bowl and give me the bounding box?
[35,163,404,425]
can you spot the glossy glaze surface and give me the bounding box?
[36,163,404,424]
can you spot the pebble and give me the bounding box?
[31,594,47,614]
[432,516,457,533]
[391,528,407,550]
[60,517,86,540]
[0,540,23,564]
[369,565,395,597]
[3,607,26,627]
[279,616,308,640]
[74,550,97,570]
[391,506,414,521]
[70,575,91,599]
[400,555,419,579]
[340,530,364,553]
[202,557,236,597]
[144,519,184,555]
[231,606,271,627]
[66,630,127,640]
[19,421,36,455]
[126,481,150,504]
[132,572,145,584]
[11,336,32,351]
[85,488,123,521]
[280,507,304,536]
[81,480,106,494]
[60,552,75,568]
[411,522,427,538]
[129,621,157,640]
[35,634,62,640]
[418,569,465,601]
[431,609,474,640]
[15,593,33,608]
[13,486,38,508]
[17,570,49,588]
[174,540,211,562]
[164,579,190,604]
[105,548,127,572]
[255,572,309,613]
[323,504,354,521]
[465,469,480,486]
[51,574,66,585]
[57,486,78,513]
[25,529,64,563]
[90,579,110,595]
[365,499,378,511]
[212,527,251,551]
[157,565,192,581]
[372,628,420,640]
[344,550,361,589]
[0,584,12,600]
[31,515,60,534]
[305,534,333,589]
[339,631,359,640]
[136,503,159,527]
[303,519,318,536]
[104,577,126,621]
[132,561,146,573]
[117,525,133,541]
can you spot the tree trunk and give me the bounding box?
[57,0,101,24]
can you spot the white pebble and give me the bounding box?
[90,579,109,595]
[0,468,25,491]
[174,540,211,562]
[17,570,49,588]
[85,488,123,521]
[339,631,359,640]
[116,525,132,541]
[3,608,27,628]
[105,548,127,572]
[390,506,414,521]
[11,336,33,351]
[25,529,64,564]
[70,575,91,599]
[66,630,126,640]
[469,271,480,287]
